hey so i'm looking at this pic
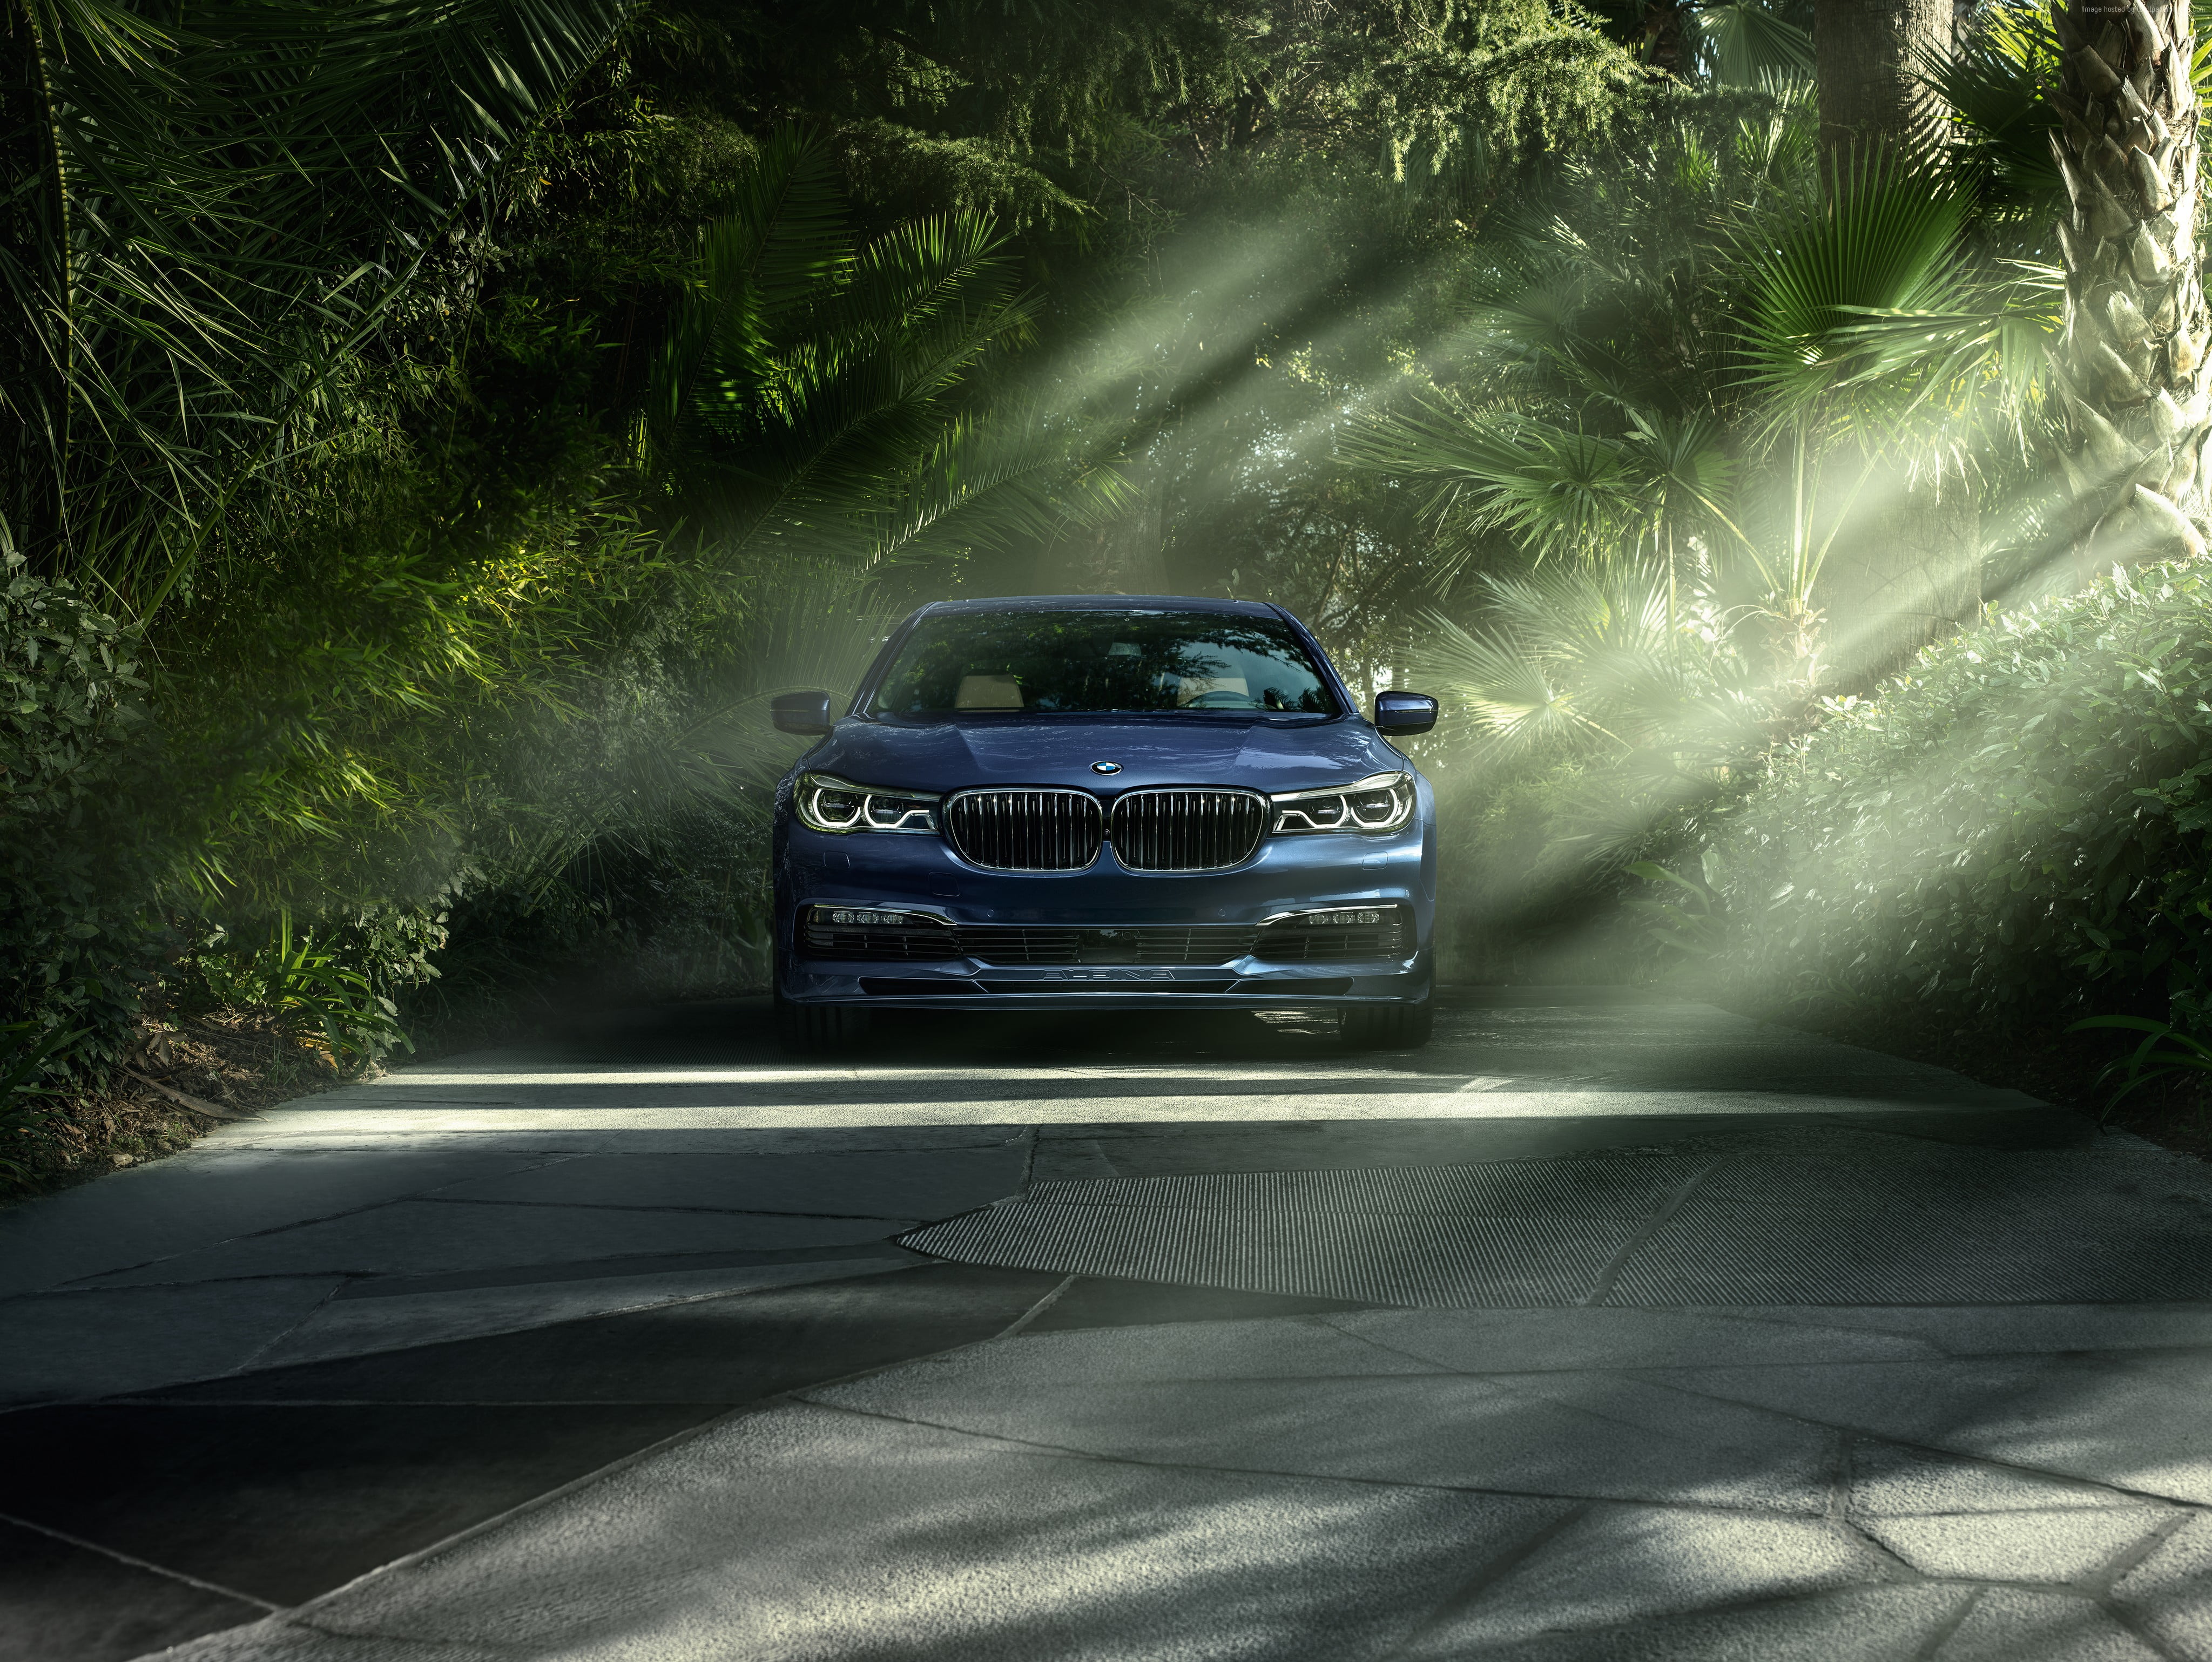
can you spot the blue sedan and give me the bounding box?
[767,595,1439,1051]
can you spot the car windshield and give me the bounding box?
[867,609,1340,718]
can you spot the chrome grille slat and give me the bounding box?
[1109,787,1267,872]
[945,788,1104,871]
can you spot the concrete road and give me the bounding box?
[3,989,2210,1660]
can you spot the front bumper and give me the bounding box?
[772,815,1435,1010]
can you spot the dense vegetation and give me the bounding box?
[4,0,2209,1178]
[1703,563,2212,1031]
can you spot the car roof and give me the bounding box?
[915,594,1283,618]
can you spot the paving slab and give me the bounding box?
[1846,1438,2174,1516]
[903,1194,1647,1304]
[806,1343,1835,1510]
[143,1265,1071,1406]
[1319,1305,1947,1371]
[1401,1501,1901,1651]
[0,1148,550,1299]
[0,1279,345,1405]
[420,1145,1027,1217]
[1859,1508,2169,1582]
[3,987,2206,1661]
[1933,1589,2166,1661]
[152,1403,1582,1662]
[2110,1512,2212,1658]
[0,1518,269,1662]
[0,1401,723,1607]
[1407,1583,1970,1661]
[1019,1277,1372,1332]
[244,1255,919,1368]
[1641,1352,2212,1504]
[1691,1300,2212,1357]
[83,1199,904,1289]
[864,1309,1453,1389]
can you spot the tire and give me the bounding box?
[776,995,873,1056]
[1340,1002,1434,1051]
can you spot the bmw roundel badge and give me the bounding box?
[1091,760,1122,774]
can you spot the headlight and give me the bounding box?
[1271,771,1415,834]
[793,773,940,834]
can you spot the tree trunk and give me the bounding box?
[1643,0,1687,77]
[2047,0,2210,572]
[0,0,72,573]
[1815,0,1953,163]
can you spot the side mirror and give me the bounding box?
[1374,691,1438,735]
[771,691,837,736]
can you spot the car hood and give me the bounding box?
[798,716,1410,795]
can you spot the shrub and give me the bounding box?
[0,559,167,1092]
[1700,563,2212,1031]
[1431,754,1674,983]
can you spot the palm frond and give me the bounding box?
[3,0,635,610]
[1340,403,1643,570]
[644,127,852,467]
[1735,151,1972,434]
[1410,607,1613,756]
[643,133,1089,576]
[1920,5,2063,217]
[1688,1,1813,87]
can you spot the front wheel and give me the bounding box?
[1340,1002,1433,1051]
[776,995,873,1056]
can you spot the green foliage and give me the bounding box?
[1703,564,2212,1031]
[685,0,1663,226]
[0,93,1092,1151]
[1923,4,2063,228]
[1687,3,1813,86]
[2068,1014,2212,1120]
[184,914,415,1068]
[1428,753,1669,983]
[1735,152,1973,429]
[0,552,143,815]
[1624,857,1727,961]
[0,552,165,1090]
[1410,565,1763,770]
[0,1019,82,1172]
[645,129,1096,567]
[1347,127,2042,617]
[0,0,2150,1165]
[2,0,634,607]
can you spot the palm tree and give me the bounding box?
[0,0,631,613]
[641,129,1086,577]
[1813,0,1955,161]
[204,131,1121,924]
[1345,126,2007,690]
[1624,0,1814,82]
[2042,0,2210,567]
[1410,564,1767,771]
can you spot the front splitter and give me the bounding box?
[800,991,1426,1013]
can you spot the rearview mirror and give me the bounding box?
[771,691,837,736]
[1374,691,1438,735]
